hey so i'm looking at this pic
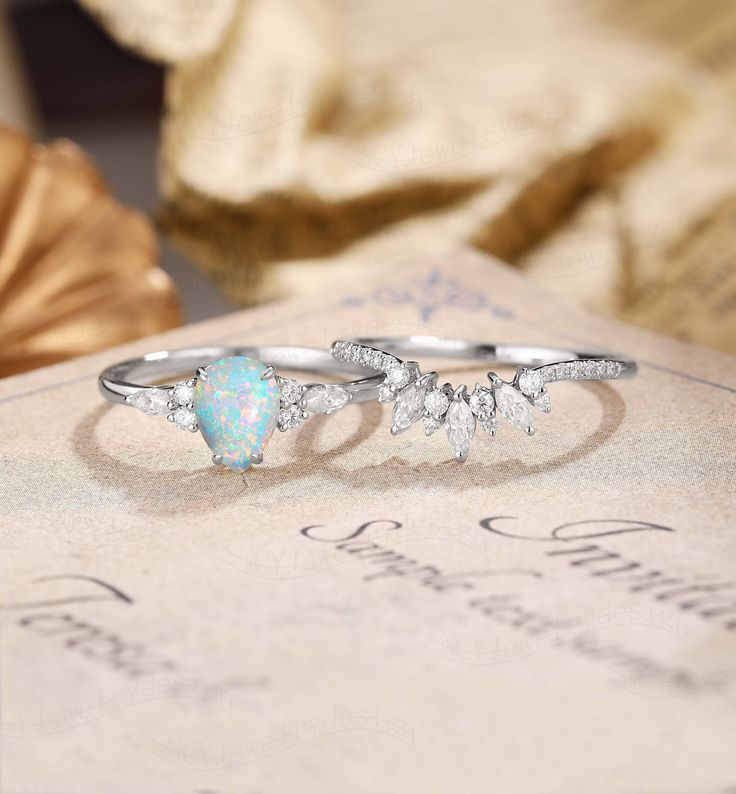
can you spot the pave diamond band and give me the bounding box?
[332,336,637,461]
[99,346,383,472]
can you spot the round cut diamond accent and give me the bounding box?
[277,377,303,405]
[278,404,307,430]
[468,386,495,418]
[424,389,450,416]
[479,417,497,434]
[423,415,443,436]
[378,384,395,403]
[518,369,543,396]
[172,406,197,431]
[386,366,414,389]
[172,382,194,406]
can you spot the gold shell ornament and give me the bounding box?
[0,125,180,377]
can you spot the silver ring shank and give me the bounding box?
[333,336,637,384]
[99,346,383,406]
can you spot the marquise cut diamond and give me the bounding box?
[495,383,533,432]
[126,388,171,416]
[302,385,350,414]
[445,400,475,460]
[392,383,427,432]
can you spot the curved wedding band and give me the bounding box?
[331,336,637,461]
[99,346,382,471]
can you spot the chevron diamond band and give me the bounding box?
[332,336,637,461]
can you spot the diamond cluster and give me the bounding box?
[387,371,545,460]
[275,375,352,432]
[276,377,307,430]
[423,387,450,436]
[332,342,553,460]
[126,377,199,432]
[167,379,198,432]
[335,344,629,462]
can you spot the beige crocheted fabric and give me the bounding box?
[77,0,736,352]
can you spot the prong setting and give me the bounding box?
[417,372,439,388]
[384,360,543,460]
[166,377,198,432]
[328,339,635,464]
[452,385,467,401]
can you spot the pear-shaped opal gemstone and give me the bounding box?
[193,357,279,471]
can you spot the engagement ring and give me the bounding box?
[99,346,383,471]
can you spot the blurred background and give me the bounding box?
[1,0,735,377]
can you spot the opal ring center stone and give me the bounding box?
[194,356,280,472]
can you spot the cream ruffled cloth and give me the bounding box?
[77,0,736,353]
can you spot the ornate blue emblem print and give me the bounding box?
[342,268,515,323]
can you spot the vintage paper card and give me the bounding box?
[1,248,735,793]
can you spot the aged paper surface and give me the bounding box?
[1,248,735,793]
